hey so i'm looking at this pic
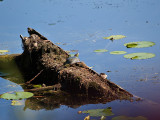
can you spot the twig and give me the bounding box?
[26,69,44,84]
[25,83,61,92]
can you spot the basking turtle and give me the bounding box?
[65,53,80,65]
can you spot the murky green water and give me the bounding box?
[0,0,160,120]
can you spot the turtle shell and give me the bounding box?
[65,57,80,64]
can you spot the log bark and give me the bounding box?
[13,28,133,101]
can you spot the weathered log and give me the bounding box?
[9,28,133,101]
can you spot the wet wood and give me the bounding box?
[12,28,133,101]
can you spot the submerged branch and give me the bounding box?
[25,83,61,92]
[26,69,44,84]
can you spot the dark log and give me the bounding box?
[11,28,133,101]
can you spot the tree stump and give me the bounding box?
[11,28,133,101]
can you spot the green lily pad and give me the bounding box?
[94,49,108,53]
[103,35,126,40]
[124,53,155,60]
[1,92,34,100]
[112,116,147,120]
[0,50,9,54]
[1,93,17,100]
[110,51,127,55]
[82,107,114,117]
[124,41,155,48]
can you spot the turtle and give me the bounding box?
[65,53,80,65]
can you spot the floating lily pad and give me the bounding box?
[1,93,17,100]
[94,49,108,53]
[124,53,155,60]
[112,116,147,120]
[124,41,155,48]
[82,107,114,117]
[1,92,34,100]
[110,51,127,55]
[103,35,126,40]
[0,50,9,54]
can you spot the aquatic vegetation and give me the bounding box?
[124,41,155,48]
[94,49,108,52]
[0,91,34,100]
[82,107,114,117]
[110,51,127,55]
[124,53,155,60]
[96,36,155,60]
[0,50,9,54]
[103,35,126,40]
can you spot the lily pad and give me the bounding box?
[112,116,147,120]
[94,49,108,53]
[0,92,34,100]
[110,51,127,55]
[0,50,9,54]
[124,53,155,60]
[103,35,126,40]
[1,93,17,100]
[124,41,155,48]
[82,107,114,117]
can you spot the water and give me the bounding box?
[0,0,160,120]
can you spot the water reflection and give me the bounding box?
[24,93,108,111]
[0,54,132,111]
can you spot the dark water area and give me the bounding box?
[0,0,160,120]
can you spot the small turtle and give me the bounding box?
[65,53,80,65]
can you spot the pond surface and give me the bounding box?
[0,0,160,120]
